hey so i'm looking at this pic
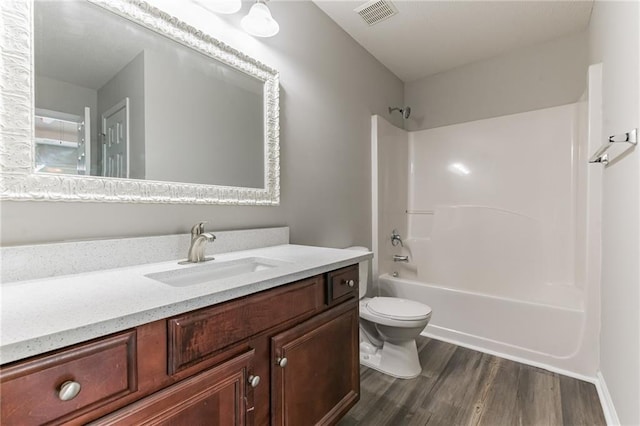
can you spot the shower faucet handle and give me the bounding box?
[391,229,404,247]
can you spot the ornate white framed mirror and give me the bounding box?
[0,0,280,204]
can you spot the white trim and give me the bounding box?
[0,0,280,205]
[595,371,621,426]
[371,115,379,284]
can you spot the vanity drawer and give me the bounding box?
[0,330,137,426]
[168,275,324,374]
[327,265,359,304]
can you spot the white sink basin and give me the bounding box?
[145,257,290,287]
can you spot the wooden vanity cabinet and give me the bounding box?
[0,331,138,426]
[90,349,255,425]
[271,299,359,425]
[166,275,325,376]
[327,266,359,305]
[0,265,360,426]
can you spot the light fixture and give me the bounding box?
[195,0,241,14]
[241,1,279,38]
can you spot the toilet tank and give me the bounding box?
[345,246,369,299]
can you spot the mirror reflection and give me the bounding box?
[34,0,266,188]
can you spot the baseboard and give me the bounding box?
[420,329,597,384]
[594,371,621,426]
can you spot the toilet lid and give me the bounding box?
[367,297,431,321]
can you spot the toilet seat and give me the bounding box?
[367,297,431,321]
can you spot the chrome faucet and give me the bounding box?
[391,229,404,247]
[182,221,216,264]
[393,255,409,263]
[190,221,207,241]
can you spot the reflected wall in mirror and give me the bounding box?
[0,0,280,204]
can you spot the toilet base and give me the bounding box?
[359,339,421,379]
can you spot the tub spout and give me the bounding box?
[393,255,409,263]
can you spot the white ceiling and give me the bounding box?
[35,1,151,90]
[313,0,594,82]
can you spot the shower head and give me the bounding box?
[389,106,411,119]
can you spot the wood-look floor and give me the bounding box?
[339,337,606,426]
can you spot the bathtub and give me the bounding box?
[377,273,591,375]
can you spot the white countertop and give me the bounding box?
[0,244,371,364]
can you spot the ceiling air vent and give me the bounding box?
[354,0,398,26]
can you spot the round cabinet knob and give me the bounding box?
[277,357,288,368]
[345,279,355,288]
[58,380,82,401]
[248,375,260,388]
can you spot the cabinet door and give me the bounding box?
[271,300,359,426]
[91,349,256,425]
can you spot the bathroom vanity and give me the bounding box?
[0,230,370,425]
[0,0,364,421]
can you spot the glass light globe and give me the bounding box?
[241,2,279,37]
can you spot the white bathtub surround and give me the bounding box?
[406,103,584,306]
[372,73,603,378]
[0,229,372,364]
[1,226,289,283]
[378,274,590,379]
[372,115,409,284]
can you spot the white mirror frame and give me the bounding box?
[0,0,280,205]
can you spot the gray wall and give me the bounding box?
[589,1,640,424]
[404,31,589,131]
[1,2,404,247]
[143,49,263,187]
[98,51,146,180]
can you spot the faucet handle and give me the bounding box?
[391,229,404,247]
[191,221,208,238]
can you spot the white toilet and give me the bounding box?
[347,246,432,379]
